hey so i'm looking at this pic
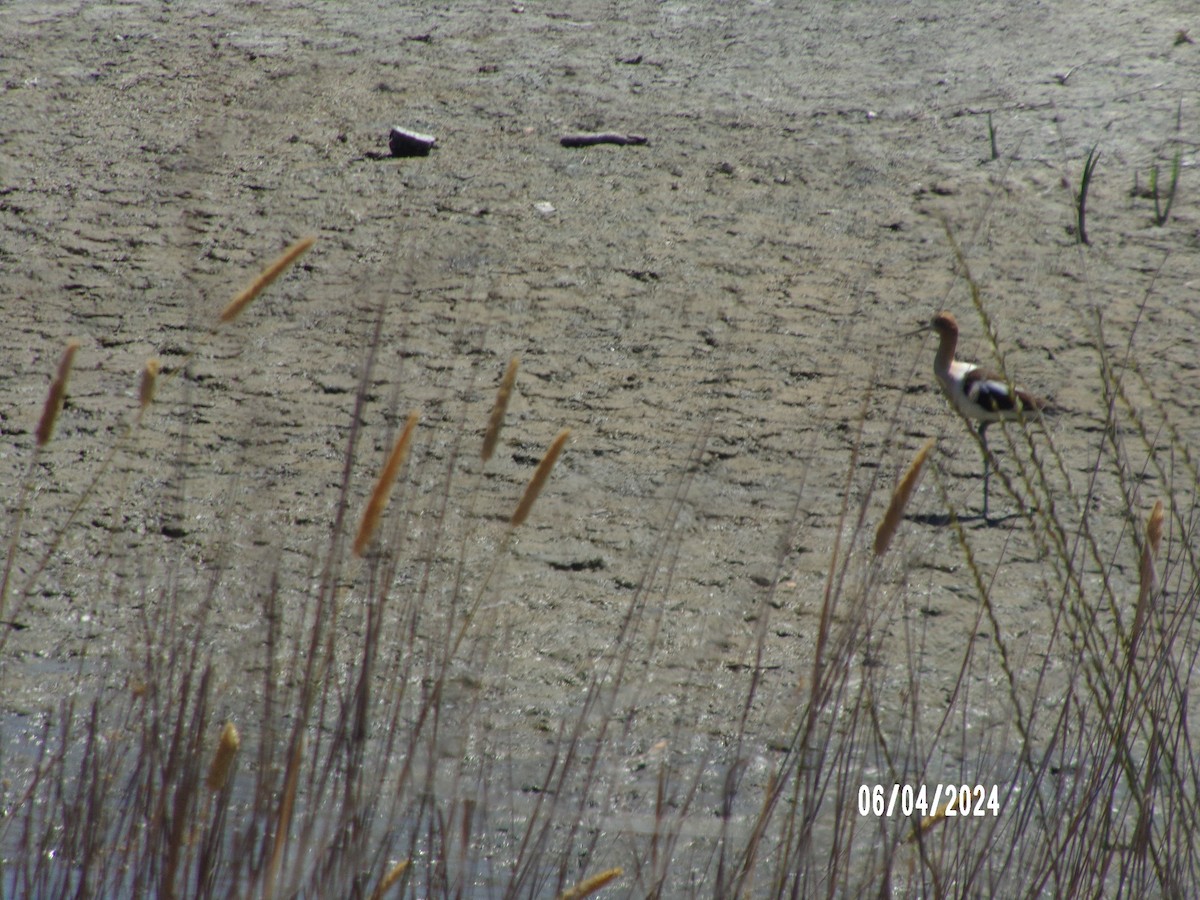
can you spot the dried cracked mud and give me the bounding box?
[2,0,1199,858]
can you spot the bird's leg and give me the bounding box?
[979,422,991,520]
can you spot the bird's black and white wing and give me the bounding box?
[962,368,1021,414]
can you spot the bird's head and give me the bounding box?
[904,310,959,339]
[930,311,959,337]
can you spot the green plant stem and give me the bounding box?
[1077,144,1100,245]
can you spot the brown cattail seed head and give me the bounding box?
[558,867,624,900]
[511,428,570,527]
[353,411,420,557]
[138,358,161,409]
[874,437,935,557]
[206,721,241,792]
[482,357,519,463]
[219,235,315,324]
[370,860,412,900]
[36,339,82,446]
[1146,499,1164,559]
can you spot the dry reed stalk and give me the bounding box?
[138,358,161,410]
[874,437,936,557]
[557,866,623,900]
[369,860,412,900]
[218,235,315,324]
[35,339,82,446]
[205,721,240,792]
[353,411,420,557]
[510,428,570,527]
[264,735,303,900]
[1132,499,1165,652]
[482,356,519,462]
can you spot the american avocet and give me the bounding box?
[916,311,1049,519]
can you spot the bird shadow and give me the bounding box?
[909,511,1020,528]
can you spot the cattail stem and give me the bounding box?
[446,427,573,658]
[511,428,570,527]
[264,735,303,900]
[353,412,420,557]
[1131,499,1165,654]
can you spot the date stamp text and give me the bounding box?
[857,783,1000,819]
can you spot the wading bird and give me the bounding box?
[915,311,1049,520]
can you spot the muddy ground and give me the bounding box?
[2,0,1199,877]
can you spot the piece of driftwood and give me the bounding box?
[389,127,436,157]
[559,132,647,148]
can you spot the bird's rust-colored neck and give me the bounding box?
[930,312,959,378]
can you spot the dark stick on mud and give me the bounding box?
[559,132,648,148]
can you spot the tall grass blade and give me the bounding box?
[1076,144,1100,245]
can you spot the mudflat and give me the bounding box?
[2,2,1198,893]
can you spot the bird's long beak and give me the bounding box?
[902,321,932,338]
